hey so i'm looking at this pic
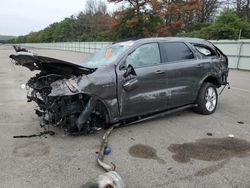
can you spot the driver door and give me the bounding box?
[117,43,169,118]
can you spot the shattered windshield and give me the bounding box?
[80,41,134,68]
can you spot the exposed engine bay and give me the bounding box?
[28,73,108,134]
[10,47,108,134]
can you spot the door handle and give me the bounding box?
[123,78,138,91]
[155,70,165,74]
[195,64,204,68]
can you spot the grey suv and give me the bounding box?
[10,37,229,134]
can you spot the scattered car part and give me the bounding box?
[13,130,55,138]
[219,82,231,95]
[104,146,112,155]
[81,125,125,188]
[97,125,117,172]
[237,121,244,124]
[81,171,125,188]
[207,133,213,136]
[20,83,26,89]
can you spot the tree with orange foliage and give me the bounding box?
[108,0,158,39]
[149,0,201,36]
[108,0,200,39]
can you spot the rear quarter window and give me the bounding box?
[160,42,194,63]
[192,44,217,57]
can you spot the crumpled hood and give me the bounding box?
[10,51,96,76]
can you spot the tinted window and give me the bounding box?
[126,43,160,68]
[161,42,194,62]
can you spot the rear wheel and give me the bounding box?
[193,82,218,115]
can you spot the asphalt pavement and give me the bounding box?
[0,45,250,188]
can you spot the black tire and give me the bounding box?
[193,82,218,115]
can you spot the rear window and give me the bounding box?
[160,42,194,63]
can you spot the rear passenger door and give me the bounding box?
[159,42,207,108]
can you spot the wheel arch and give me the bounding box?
[194,75,220,103]
[200,75,221,88]
[80,93,112,125]
[95,96,112,125]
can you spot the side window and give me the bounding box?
[161,42,194,63]
[126,43,160,68]
[193,44,217,57]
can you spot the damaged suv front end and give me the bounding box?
[9,45,126,134]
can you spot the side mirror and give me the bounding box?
[123,64,136,78]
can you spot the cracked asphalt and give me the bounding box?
[1,44,250,188]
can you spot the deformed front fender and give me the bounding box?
[48,74,118,124]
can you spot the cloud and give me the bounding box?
[0,0,87,35]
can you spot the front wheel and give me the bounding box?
[193,82,218,115]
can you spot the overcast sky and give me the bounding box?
[0,0,115,36]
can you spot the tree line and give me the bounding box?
[10,0,250,43]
